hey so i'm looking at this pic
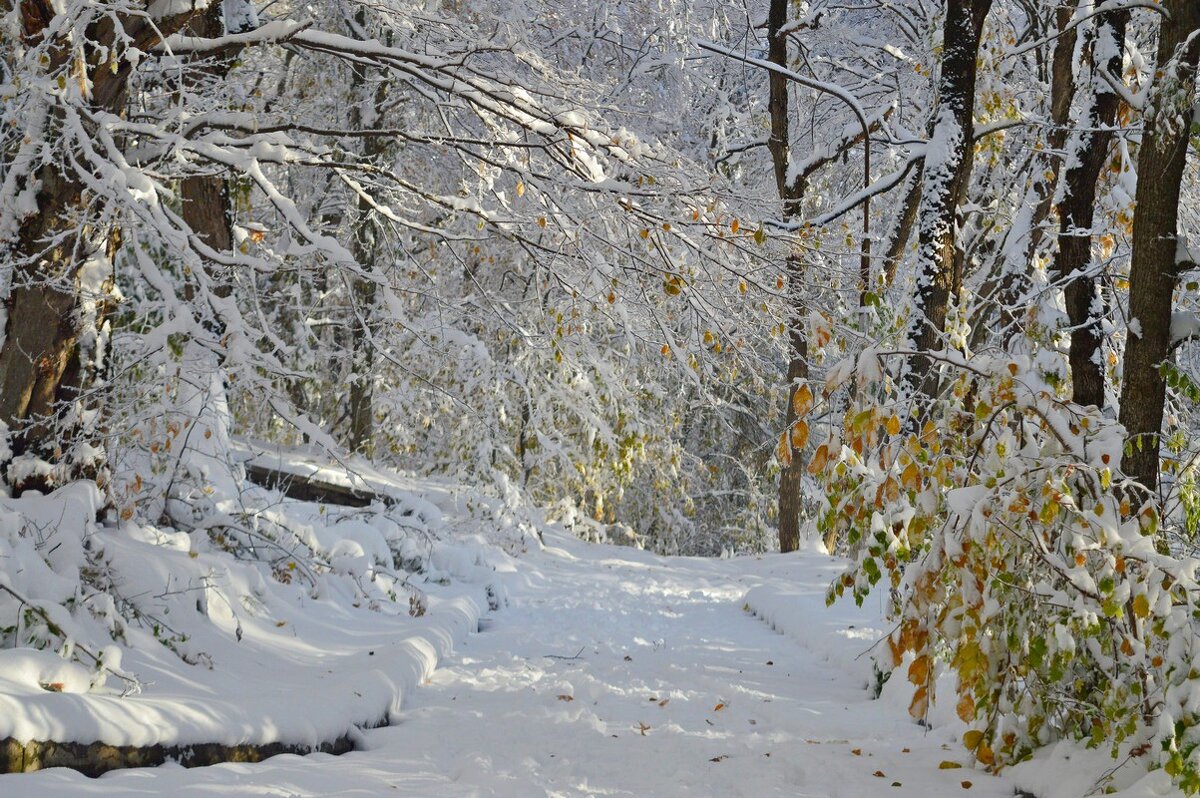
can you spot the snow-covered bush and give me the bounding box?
[821,353,1200,791]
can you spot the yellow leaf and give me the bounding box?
[808,443,829,476]
[885,415,901,436]
[1133,594,1150,619]
[516,180,525,197]
[713,702,726,711]
[908,654,929,685]
[956,694,975,723]
[730,219,740,233]
[791,421,810,451]
[975,745,994,767]
[792,384,814,417]
[963,730,984,751]
[777,433,793,467]
[939,761,963,770]
[908,684,928,719]
[537,216,547,228]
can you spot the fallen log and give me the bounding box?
[242,461,380,507]
[1,733,355,776]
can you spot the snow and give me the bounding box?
[1171,311,1200,345]
[4,531,1026,797]
[0,515,485,748]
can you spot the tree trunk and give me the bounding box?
[1119,0,1200,499]
[1054,11,1128,409]
[181,4,235,290]
[0,1,199,492]
[882,167,923,289]
[904,0,992,404]
[345,10,388,456]
[768,0,808,554]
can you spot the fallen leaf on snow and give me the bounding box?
[939,761,963,769]
[961,781,973,789]
[557,695,574,702]
[713,702,726,711]
[873,770,886,778]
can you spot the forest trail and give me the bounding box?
[12,534,1015,797]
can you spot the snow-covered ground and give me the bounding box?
[3,531,1028,797]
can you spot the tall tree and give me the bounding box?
[1054,9,1129,409]
[767,0,807,554]
[1119,0,1200,499]
[0,0,201,491]
[905,0,993,405]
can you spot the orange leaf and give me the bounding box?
[808,443,830,476]
[792,384,814,417]
[956,693,975,723]
[777,433,793,468]
[791,421,810,451]
[909,685,929,719]
[907,654,929,686]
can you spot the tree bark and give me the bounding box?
[181,4,235,285]
[345,9,388,456]
[0,1,199,491]
[1054,11,1128,409]
[1118,0,1200,499]
[904,0,992,404]
[768,0,808,554]
[882,167,923,289]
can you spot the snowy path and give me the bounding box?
[9,534,1016,797]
